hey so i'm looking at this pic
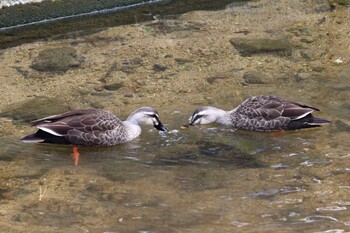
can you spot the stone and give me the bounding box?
[312,67,325,72]
[334,0,350,5]
[30,47,83,73]
[0,96,68,123]
[230,37,295,56]
[175,58,193,64]
[242,70,269,84]
[295,73,312,82]
[299,49,324,61]
[124,93,133,98]
[153,64,168,72]
[104,82,123,91]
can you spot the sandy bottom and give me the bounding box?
[0,0,350,232]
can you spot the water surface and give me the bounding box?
[0,1,350,232]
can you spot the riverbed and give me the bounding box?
[0,0,350,232]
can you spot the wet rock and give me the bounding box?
[243,70,270,84]
[153,64,168,72]
[124,93,133,98]
[128,57,143,65]
[295,73,312,82]
[148,19,202,33]
[300,37,314,44]
[30,47,83,73]
[0,96,67,123]
[14,66,29,78]
[287,24,312,36]
[206,75,230,84]
[93,85,104,92]
[299,49,324,61]
[333,0,350,5]
[312,66,325,72]
[104,82,123,91]
[175,58,193,64]
[11,214,22,222]
[230,37,295,56]
[313,0,335,12]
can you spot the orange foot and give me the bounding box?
[73,145,80,166]
[270,129,287,136]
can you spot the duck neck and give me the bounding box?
[209,107,231,125]
[216,111,231,125]
[122,120,142,140]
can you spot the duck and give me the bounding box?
[21,106,168,165]
[187,95,330,131]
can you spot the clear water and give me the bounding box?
[1,1,350,233]
[1,106,349,232]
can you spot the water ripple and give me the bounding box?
[316,206,347,212]
[325,153,350,159]
[314,230,345,233]
[301,215,338,223]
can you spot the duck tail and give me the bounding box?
[20,133,45,143]
[308,117,331,126]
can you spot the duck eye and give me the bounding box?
[192,114,204,122]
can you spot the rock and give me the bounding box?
[312,67,325,72]
[153,64,168,72]
[148,19,202,33]
[30,47,83,73]
[0,96,68,123]
[94,85,104,92]
[295,73,312,82]
[129,57,143,65]
[299,49,324,61]
[124,93,133,98]
[230,37,295,56]
[206,75,230,84]
[11,214,22,222]
[104,82,123,91]
[333,0,350,5]
[300,37,314,44]
[175,58,193,64]
[313,0,335,12]
[14,67,29,78]
[242,70,269,84]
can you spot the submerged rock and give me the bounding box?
[104,82,124,91]
[242,70,268,84]
[0,96,68,123]
[230,37,295,56]
[30,47,83,73]
[334,0,350,5]
[298,49,324,61]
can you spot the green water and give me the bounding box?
[0,0,350,232]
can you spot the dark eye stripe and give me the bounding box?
[149,114,161,124]
[192,114,203,123]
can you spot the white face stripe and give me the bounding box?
[144,111,159,117]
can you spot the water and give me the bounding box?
[1,0,350,232]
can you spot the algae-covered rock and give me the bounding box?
[333,0,350,5]
[30,47,83,72]
[242,70,267,84]
[0,96,68,123]
[230,37,295,56]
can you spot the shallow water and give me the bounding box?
[1,108,349,232]
[1,1,350,232]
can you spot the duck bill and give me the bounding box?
[154,122,168,132]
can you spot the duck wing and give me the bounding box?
[32,109,123,137]
[235,96,318,120]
